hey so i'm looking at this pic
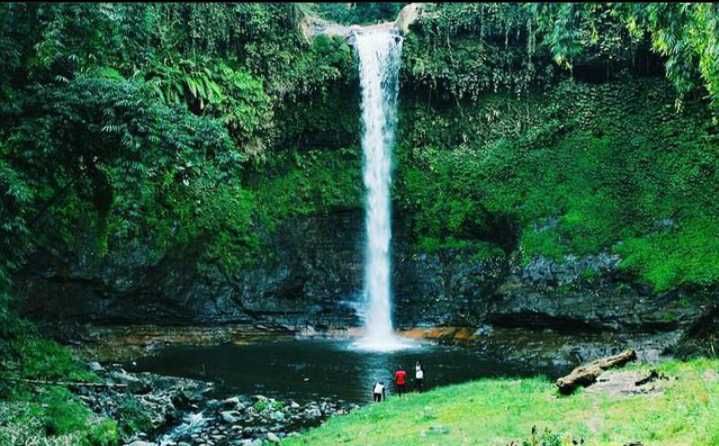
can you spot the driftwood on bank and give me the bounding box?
[0,376,128,389]
[556,349,637,394]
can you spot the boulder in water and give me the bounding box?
[220,410,240,424]
[88,361,104,372]
[305,406,322,419]
[222,396,240,408]
[109,370,149,393]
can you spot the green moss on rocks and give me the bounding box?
[392,76,719,290]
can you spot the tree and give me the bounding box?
[5,73,236,255]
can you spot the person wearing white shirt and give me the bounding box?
[415,361,424,392]
[373,381,386,402]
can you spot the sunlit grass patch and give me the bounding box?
[284,358,719,446]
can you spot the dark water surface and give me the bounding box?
[129,339,558,403]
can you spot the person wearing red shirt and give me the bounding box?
[394,366,407,396]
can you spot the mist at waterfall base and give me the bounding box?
[352,28,411,352]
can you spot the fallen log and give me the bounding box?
[556,349,637,394]
[0,376,128,389]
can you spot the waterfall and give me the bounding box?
[353,27,411,351]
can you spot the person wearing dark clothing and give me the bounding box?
[394,366,407,396]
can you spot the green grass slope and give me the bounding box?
[284,359,719,446]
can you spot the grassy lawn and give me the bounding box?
[284,358,719,446]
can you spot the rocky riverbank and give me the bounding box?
[80,363,358,446]
[41,323,295,363]
[155,395,357,446]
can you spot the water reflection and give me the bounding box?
[129,339,556,403]
[354,347,393,402]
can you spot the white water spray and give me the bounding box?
[353,27,412,351]
[159,411,209,446]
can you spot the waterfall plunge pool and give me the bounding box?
[127,338,564,404]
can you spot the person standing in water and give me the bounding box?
[394,366,407,396]
[372,381,386,402]
[415,361,424,392]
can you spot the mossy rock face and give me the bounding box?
[393,75,719,293]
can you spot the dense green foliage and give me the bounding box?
[403,3,719,109]
[313,3,406,26]
[0,2,718,443]
[0,330,120,445]
[2,2,718,297]
[0,5,355,444]
[395,77,719,290]
[254,148,362,231]
[622,3,719,108]
[393,3,719,290]
[0,394,119,446]
[0,3,356,291]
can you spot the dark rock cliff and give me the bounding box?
[16,209,716,363]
